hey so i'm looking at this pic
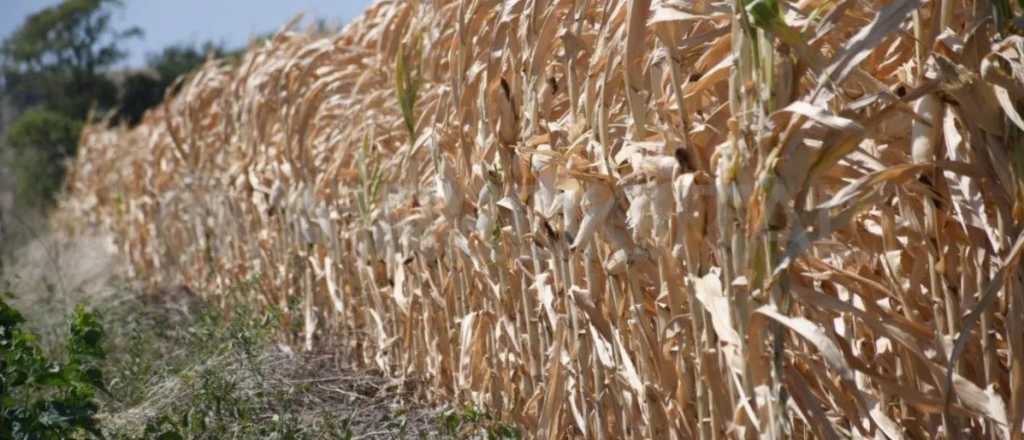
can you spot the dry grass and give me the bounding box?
[61,0,1024,437]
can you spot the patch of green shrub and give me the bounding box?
[0,295,107,439]
[439,403,521,440]
[4,108,83,207]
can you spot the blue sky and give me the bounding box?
[1,0,374,68]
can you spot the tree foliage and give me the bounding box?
[1,0,139,207]
[1,0,141,118]
[1,0,141,76]
[148,42,222,87]
[0,1,226,207]
[117,42,223,124]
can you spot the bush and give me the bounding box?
[113,43,225,126]
[4,108,83,207]
[117,72,163,126]
[5,108,83,158]
[0,297,107,439]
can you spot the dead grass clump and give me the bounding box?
[63,0,1024,437]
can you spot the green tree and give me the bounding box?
[116,70,161,125]
[1,0,140,207]
[148,42,223,87]
[1,0,142,118]
[117,42,223,124]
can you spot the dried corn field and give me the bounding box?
[61,0,1024,438]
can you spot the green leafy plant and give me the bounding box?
[439,404,520,440]
[109,300,319,439]
[1,297,107,439]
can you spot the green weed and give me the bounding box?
[1,295,107,439]
[439,403,521,440]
